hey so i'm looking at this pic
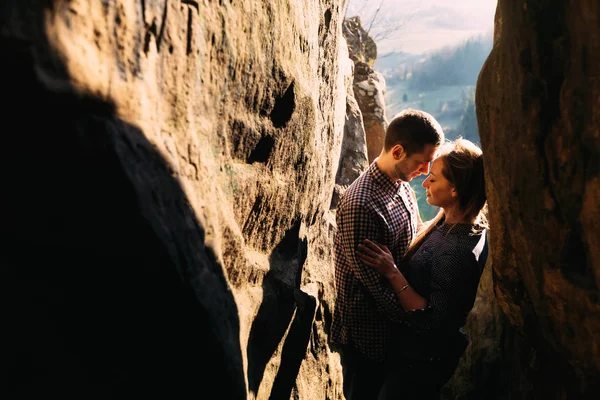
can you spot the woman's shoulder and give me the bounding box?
[431,226,483,261]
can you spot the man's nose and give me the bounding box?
[419,162,430,174]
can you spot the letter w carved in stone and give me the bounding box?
[141,0,168,54]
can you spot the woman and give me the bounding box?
[357,138,488,400]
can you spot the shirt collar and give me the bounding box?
[368,159,401,193]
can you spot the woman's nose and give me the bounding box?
[422,178,429,188]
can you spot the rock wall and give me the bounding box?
[330,49,369,209]
[353,61,388,163]
[1,0,349,399]
[476,1,600,398]
[342,17,387,164]
[342,16,377,66]
[6,1,599,398]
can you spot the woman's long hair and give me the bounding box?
[402,137,488,263]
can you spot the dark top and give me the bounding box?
[331,161,418,362]
[392,222,487,359]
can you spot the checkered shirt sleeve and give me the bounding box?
[336,198,407,319]
[331,162,418,361]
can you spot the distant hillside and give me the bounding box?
[407,35,492,89]
[374,51,425,84]
[375,34,493,90]
[374,51,424,71]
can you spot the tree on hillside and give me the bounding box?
[345,0,409,44]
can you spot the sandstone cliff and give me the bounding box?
[2,1,600,399]
[342,16,387,164]
[2,0,349,398]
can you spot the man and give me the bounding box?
[331,109,445,400]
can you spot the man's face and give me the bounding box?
[393,144,438,182]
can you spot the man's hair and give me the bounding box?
[384,109,444,155]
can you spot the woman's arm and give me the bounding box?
[357,239,428,311]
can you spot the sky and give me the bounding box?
[345,0,497,55]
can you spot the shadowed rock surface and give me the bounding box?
[473,1,600,398]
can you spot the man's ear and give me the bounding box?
[392,144,404,160]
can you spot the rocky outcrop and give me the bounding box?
[329,18,375,210]
[331,44,368,209]
[475,1,600,398]
[353,61,388,163]
[342,16,377,66]
[342,17,387,164]
[1,1,347,399]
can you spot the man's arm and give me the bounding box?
[337,200,406,320]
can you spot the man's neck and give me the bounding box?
[376,153,401,182]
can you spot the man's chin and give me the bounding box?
[398,172,420,182]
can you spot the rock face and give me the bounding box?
[330,43,369,210]
[5,1,599,398]
[1,0,347,399]
[342,16,377,66]
[476,1,600,398]
[342,17,387,164]
[353,61,388,163]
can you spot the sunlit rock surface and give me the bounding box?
[342,15,377,67]
[342,17,387,164]
[330,34,368,210]
[1,0,347,398]
[353,61,388,164]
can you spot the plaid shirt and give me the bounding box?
[331,160,418,362]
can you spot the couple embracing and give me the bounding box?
[331,109,488,400]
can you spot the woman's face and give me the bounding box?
[422,158,457,209]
